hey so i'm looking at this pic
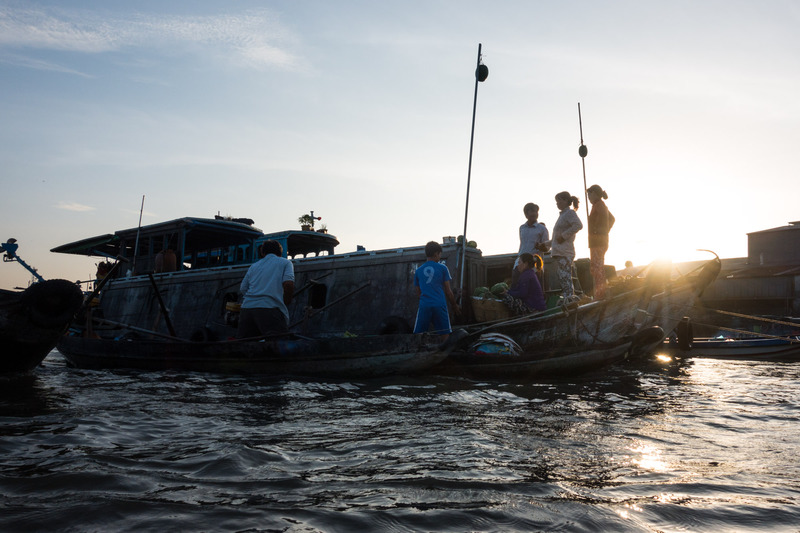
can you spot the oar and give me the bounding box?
[89,317,189,342]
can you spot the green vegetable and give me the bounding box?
[490,282,508,297]
[473,286,490,298]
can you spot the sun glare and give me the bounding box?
[630,442,670,473]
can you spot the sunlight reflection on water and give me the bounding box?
[1,352,800,531]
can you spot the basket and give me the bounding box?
[471,297,511,322]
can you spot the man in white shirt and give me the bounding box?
[237,240,295,338]
[516,203,549,264]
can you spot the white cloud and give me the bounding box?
[0,50,93,76]
[0,5,116,52]
[56,201,95,212]
[0,4,303,70]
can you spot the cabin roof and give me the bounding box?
[260,230,340,258]
[51,217,264,257]
[50,233,120,257]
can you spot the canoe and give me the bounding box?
[0,279,83,374]
[662,335,800,360]
[57,329,468,378]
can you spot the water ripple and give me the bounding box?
[2,352,800,531]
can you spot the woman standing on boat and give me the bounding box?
[586,184,615,299]
[543,191,583,304]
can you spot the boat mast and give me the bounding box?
[459,43,488,301]
[131,195,145,275]
[577,103,590,239]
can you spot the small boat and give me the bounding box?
[57,329,468,378]
[1,239,84,374]
[1,279,84,374]
[434,326,665,380]
[663,335,800,360]
[464,256,721,357]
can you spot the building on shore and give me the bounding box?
[691,221,800,335]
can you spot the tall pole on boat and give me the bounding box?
[131,195,145,275]
[577,103,590,238]
[459,43,488,302]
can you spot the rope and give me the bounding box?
[695,307,800,329]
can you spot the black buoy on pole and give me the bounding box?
[577,103,590,233]
[459,44,488,303]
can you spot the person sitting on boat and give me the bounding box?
[413,241,461,341]
[237,240,295,338]
[586,184,615,299]
[541,191,583,304]
[502,253,546,315]
[512,202,549,287]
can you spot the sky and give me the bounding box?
[1,0,798,290]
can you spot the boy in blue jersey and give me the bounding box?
[413,241,461,340]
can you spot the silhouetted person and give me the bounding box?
[513,202,549,287]
[237,240,295,337]
[413,241,461,341]
[587,184,615,298]
[542,191,583,304]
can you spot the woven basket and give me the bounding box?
[471,297,511,322]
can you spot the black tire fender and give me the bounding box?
[22,279,83,329]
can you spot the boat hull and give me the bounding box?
[0,280,83,374]
[435,341,633,380]
[57,332,459,378]
[663,337,800,360]
[469,257,721,356]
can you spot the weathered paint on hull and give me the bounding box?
[89,244,483,341]
[473,257,721,355]
[57,333,453,378]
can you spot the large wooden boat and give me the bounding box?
[0,280,83,374]
[51,215,719,377]
[50,215,485,341]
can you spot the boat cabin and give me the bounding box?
[51,216,340,278]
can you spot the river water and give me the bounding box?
[2,350,800,532]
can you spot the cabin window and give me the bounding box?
[310,283,327,309]
[120,241,135,260]
[235,245,248,263]
[136,237,151,257]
